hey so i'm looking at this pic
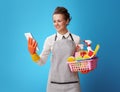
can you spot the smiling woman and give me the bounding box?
[52,7,71,35]
[27,6,81,92]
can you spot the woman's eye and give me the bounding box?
[53,20,56,23]
[53,20,62,23]
[58,20,63,22]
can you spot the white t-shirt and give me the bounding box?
[37,31,80,65]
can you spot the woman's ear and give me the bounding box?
[66,19,69,25]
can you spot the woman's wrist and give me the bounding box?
[31,53,40,62]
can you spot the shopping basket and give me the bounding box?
[67,57,98,74]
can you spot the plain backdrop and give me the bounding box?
[0,0,120,92]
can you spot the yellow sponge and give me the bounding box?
[67,56,75,62]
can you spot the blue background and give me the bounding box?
[0,0,120,92]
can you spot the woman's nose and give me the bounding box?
[54,22,58,26]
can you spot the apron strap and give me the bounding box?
[54,34,57,41]
[51,81,79,84]
[54,33,74,41]
[69,33,74,41]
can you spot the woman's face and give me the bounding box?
[53,14,69,33]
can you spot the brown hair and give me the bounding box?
[53,7,71,24]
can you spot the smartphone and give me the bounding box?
[24,32,39,51]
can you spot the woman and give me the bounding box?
[28,6,81,92]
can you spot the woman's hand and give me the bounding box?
[75,45,80,52]
[28,37,38,55]
[75,44,84,52]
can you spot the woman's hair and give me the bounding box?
[53,6,71,24]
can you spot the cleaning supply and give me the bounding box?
[67,39,100,74]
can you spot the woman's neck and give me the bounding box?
[58,28,68,35]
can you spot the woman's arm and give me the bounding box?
[37,37,51,65]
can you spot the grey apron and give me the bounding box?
[47,34,80,92]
